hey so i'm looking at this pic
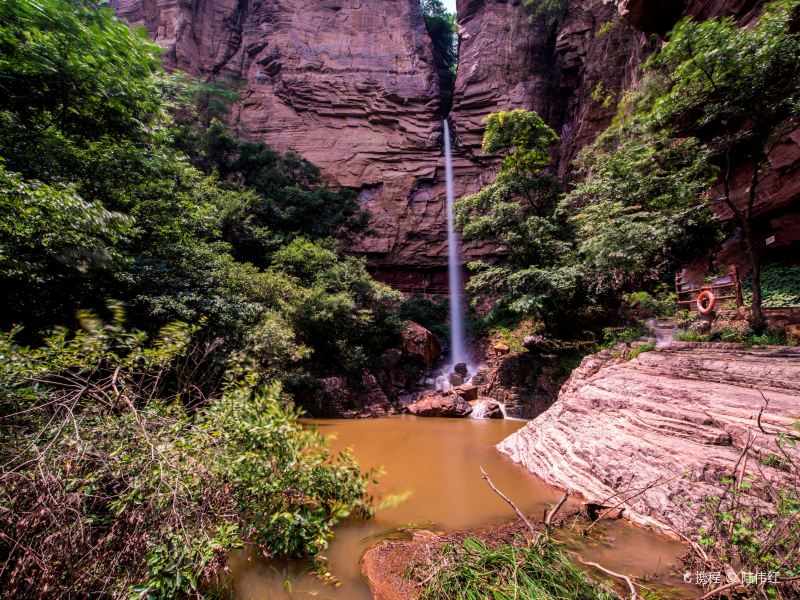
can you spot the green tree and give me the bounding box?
[421,0,458,76]
[456,110,583,330]
[567,121,720,295]
[644,0,800,329]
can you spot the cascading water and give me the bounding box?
[443,120,467,367]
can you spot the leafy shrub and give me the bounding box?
[627,341,656,360]
[695,419,800,595]
[599,324,646,349]
[674,330,709,342]
[0,313,372,598]
[399,294,449,340]
[742,263,800,308]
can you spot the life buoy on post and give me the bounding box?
[697,290,716,315]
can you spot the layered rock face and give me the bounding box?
[452,0,653,179]
[111,0,453,266]
[498,343,800,537]
[114,0,797,270]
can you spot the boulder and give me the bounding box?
[407,393,473,418]
[448,373,463,386]
[690,316,712,334]
[786,324,800,345]
[381,348,403,369]
[453,362,468,378]
[492,343,510,356]
[401,322,441,368]
[472,398,504,419]
[452,384,479,402]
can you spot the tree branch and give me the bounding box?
[480,466,538,538]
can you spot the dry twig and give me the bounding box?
[479,466,538,538]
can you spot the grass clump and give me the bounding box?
[627,341,656,360]
[414,537,616,600]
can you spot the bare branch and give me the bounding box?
[579,558,638,599]
[480,466,538,538]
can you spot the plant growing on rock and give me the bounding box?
[690,418,800,599]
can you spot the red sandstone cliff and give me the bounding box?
[112,0,799,273]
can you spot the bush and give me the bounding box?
[742,262,800,308]
[0,313,372,598]
[399,294,449,340]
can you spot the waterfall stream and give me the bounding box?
[443,120,467,366]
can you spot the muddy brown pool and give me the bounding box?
[229,415,695,599]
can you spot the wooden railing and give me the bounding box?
[675,267,744,310]
[390,283,450,295]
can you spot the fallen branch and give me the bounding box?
[697,579,741,599]
[480,466,538,538]
[675,530,709,563]
[583,474,677,535]
[544,492,569,535]
[579,558,638,599]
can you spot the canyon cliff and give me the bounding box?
[112,0,799,276]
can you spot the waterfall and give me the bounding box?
[443,120,467,366]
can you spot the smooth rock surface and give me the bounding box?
[407,392,473,418]
[498,344,800,537]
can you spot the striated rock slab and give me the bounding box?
[498,344,800,537]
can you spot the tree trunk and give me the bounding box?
[741,219,765,332]
[743,158,765,333]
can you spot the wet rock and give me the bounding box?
[381,348,403,369]
[498,344,800,537]
[473,398,504,419]
[407,393,473,418]
[389,368,406,389]
[448,373,463,386]
[452,384,478,402]
[492,343,510,356]
[401,322,441,368]
[454,362,468,378]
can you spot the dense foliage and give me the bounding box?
[602,0,800,329]
[0,0,404,596]
[455,110,586,333]
[421,0,458,76]
[0,312,372,598]
[0,0,402,385]
[743,263,800,308]
[458,0,800,337]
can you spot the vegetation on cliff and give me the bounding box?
[457,0,800,337]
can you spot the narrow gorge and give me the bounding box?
[1,0,798,599]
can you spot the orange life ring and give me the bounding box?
[697,290,716,315]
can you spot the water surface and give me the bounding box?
[230,416,692,599]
